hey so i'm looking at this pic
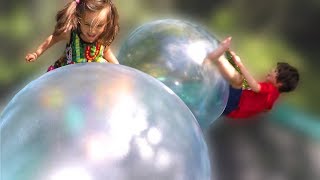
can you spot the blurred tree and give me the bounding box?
[1,0,319,115]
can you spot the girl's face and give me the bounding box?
[79,7,109,43]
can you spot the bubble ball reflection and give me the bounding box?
[0,63,211,180]
[118,19,229,129]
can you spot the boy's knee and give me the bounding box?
[230,76,244,89]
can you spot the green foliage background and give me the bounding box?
[0,0,319,116]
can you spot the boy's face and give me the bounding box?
[79,7,109,43]
[266,68,279,86]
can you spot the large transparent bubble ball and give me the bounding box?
[0,63,211,180]
[118,19,229,130]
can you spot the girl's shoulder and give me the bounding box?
[56,29,72,43]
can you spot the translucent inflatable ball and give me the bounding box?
[0,63,211,180]
[118,19,229,129]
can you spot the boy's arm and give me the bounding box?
[103,47,119,64]
[25,32,69,62]
[229,51,261,92]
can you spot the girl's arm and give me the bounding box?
[103,47,119,64]
[25,31,70,62]
[230,51,261,92]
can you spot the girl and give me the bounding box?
[25,0,120,71]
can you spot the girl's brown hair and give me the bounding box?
[53,0,119,46]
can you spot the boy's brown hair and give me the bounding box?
[276,62,299,93]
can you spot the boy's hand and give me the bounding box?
[207,36,232,61]
[25,53,38,62]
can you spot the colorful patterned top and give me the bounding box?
[47,30,107,71]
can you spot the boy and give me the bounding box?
[207,37,299,119]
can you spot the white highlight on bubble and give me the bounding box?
[186,41,210,65]
[110,95,148,136]
[155,149,172,170]
[49,167,92,180]
[85,95,149,162]
[136,137,155,160]
[147,127,162,145]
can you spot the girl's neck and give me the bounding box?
[77,30,97,44]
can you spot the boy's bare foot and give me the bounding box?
[207,37,232,61]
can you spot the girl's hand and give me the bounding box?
[25,53,38,62]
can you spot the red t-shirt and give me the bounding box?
[227,82,280,119]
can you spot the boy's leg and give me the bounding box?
[215,55,243,88]
[206,37,243,88]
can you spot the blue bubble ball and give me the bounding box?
[118,19,229,130]
[0,63,211,180]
